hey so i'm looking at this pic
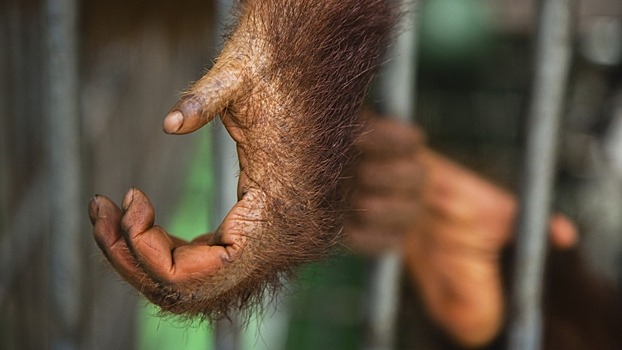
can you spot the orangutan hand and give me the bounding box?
[405,151,577,347]
[344,117,577,347]
[89,0,396,319]
[403,150,515,347]
[88,25,282,316]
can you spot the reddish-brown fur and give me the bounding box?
[89,0,397,320]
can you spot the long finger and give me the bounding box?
[89,195,159,292]
[356,158,423,195]
[350,195,420,230]
[357,118,424,157]
[344,222,405,254]
[120,188,234,283]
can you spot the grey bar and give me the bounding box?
[44,0,82,349]
[364,252,403,350]
[378,0,418,123]
[508,0,574,349]
[364,1,419,349]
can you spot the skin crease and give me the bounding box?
[345,117,578,348]
[89,0,397,320]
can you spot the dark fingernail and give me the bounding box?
[122,188,135,211]
[88,195,100,225]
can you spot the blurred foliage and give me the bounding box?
[419,0,495,68]
[285,254,370,350]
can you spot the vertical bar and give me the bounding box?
[44,0,82,349]
[508,0,574,349]
[364,253,403,350]
[378,0,418,123]
[364,1,418,350]
[212,1,241,350]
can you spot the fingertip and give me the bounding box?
[358,118,423,157]
[550,214,578,250]
[125,188,151,207]
[122,188,136,211]
[121,188,155,236]
[88,195,100,225]
[163,110,184,134]
[90,195,123,247]
[163,95,207,135]
[89,194,122,222]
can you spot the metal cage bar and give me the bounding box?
[508,0,575,349]
[364,1,419,349]
[44,0,83,349]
